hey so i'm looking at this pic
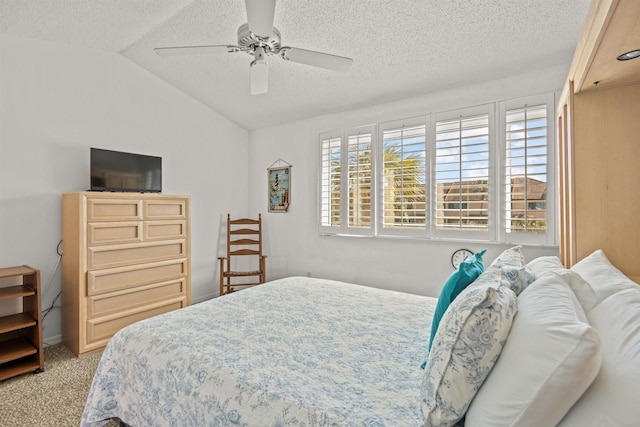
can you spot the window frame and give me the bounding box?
[317,93,557,246]
[318,129,344,235]
[430,104,495,242]
[345,125,376,236]
[377,116,429,238]
[498,93,556,246]
[318,126,377,236]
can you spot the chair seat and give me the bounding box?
[223,270,263,277]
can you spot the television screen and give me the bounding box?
[90,148,162,193]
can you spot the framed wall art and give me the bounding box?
[268,161,291,212]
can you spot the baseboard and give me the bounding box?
[43,334,63,346]
[192,292,217,304]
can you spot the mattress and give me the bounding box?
[81,276,436,426]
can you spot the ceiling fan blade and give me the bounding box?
[280,47,353,72]
[250,60,269,95]
[245,0,276,38]
[154,45,235,57]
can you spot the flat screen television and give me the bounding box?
[90,148,162,193]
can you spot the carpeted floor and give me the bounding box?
[0,344,118,427]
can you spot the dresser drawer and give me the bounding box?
[87,278,187,318]
[87,259,187,296]
[86,299,185,344]
[87,198,143,222]
[87,221,143,246]
[144,199,187,220]
[144,220,187,241]
[87,240,186,270]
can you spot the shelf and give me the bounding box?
[0,354,42,381]
[0,337,38,364]
[0,265,43,381]
[0,265,37,279]
[0,313,36,334]
[0,285,36,301]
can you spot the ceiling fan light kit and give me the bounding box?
[154,0,353,95]
[250,46,269,95]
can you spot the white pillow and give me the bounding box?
[526,255,597,312]
[571,249,638,304]
[465,272,602,427]
[555,269,597,312]
[421,266,517,426]
[526,255,564,279]
[558,287,640,426]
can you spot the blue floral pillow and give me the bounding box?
[422,250,486,369]
[421,266,518,426]
[489,245,525,267]
[486,246,535,295]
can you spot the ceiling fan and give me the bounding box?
[154,0,353,95]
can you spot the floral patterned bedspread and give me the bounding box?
[81,277,435,427]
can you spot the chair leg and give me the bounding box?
[219,258,225,296]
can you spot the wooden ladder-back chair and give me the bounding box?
[218,214,267,296]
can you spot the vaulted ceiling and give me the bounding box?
[0,0,592,130]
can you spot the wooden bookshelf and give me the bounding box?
[0,265,44,381]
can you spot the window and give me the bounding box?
[319,94,555,245]
[348,131,373,229]
[434,106,492,239]
[501,93,555,245]
[319,133,342,229]
[319,126,375,235]
[379,119,427,236]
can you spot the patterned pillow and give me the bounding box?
[491,260,535,295]
[421,267,518,426]
[486,246,535,295]
[424,249,486,366]
[489,245,525,267]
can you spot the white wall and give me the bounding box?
[0,33,570,343]
[248,64,569,298]
[0,35,249,344]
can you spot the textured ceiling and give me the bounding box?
[0,0,592,130]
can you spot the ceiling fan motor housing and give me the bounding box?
[237,23,281,56]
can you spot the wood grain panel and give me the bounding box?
[86,299,184,344]
[87,198,142,222]
[87,279,186,318]
[87,259,187,296]
[573,83,640,283]
[144,200,186,220]
[87,222,142,246]
[87,240,186,270]
[144,220,186,241]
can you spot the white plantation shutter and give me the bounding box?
[319,133,342,230]
[380,119,427,235]
[434,108,491,237]
[317,94,556,244]
[319,127,375,236]
[347,130,373,229]
[501,93,555,245]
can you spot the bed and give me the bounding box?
[81,247,640,426]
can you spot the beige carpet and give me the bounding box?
[0,344,119,427]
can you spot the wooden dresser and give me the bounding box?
[62,192,191,355]
[557,0,640,283]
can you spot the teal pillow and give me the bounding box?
[422,249,486,369]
